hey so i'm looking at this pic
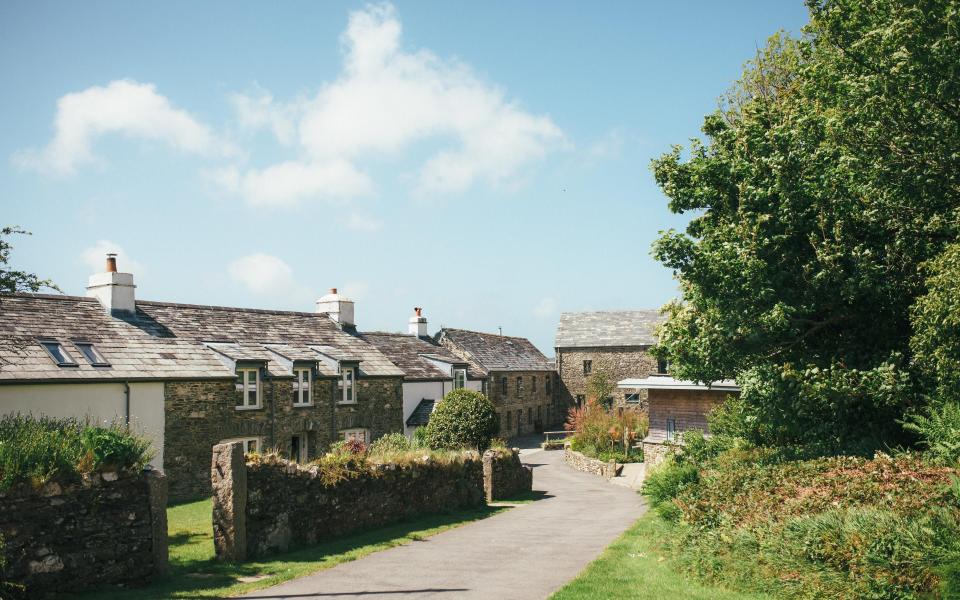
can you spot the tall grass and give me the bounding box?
[0,414,152,490]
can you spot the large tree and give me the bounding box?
[651,0,960,453]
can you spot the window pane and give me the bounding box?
[247,370,257,384]
[248,389,257,406]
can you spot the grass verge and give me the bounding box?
[68,498,505,599]
[550,512,771,600]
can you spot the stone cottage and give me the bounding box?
[360,308,485,436]
[617,375,740,464]
[0,257,404,500]
[554,310,667,410]
[436,328,558,437]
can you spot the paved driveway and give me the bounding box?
[240,445,645,600]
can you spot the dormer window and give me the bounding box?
[454,368,466,389]
[40,340,78,367]
[339,366,355,404]
[74,342,110,367]
[292,367,312,406]
[236,368,261,409]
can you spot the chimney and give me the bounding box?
[408,307,428,337]
[86,253,136,314]
[316,287,355,328]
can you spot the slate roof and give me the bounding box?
[359,332,480,381]
[436,328,553,374]
[554,310,666,349]
[405,399,435,427]
[0,293,403,382]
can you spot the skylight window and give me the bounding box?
[75,342,110,367]
[39,341,78,367]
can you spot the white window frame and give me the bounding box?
[236,368,262,409]
[339,366,356,404]
[292,368,312,407]
[625,392,641,404]
[222,437,261,454]
[39,340,78,367]
[341,428,368,443]
[453,368,466,389]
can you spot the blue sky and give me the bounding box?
[1,1,808,355]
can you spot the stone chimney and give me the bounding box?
[86,253,136,314]
[316,288,355,328]
[408,307,428,337]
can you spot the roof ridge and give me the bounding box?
[440,327,532,342]
[138,299,328,318]
[3,292,95,302]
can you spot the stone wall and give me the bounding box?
[165,375,403,501]
[0,470,168,596]
[563,447,618,479]
[211,442,484,560]
[482,448,532,501]
[642,442,674,466]
[556,346,659,410]
[487,370,560,438]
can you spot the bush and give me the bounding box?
[641,458,699,509]
[368,433,412,456]
[565,401,647,460]
[0,414,152,490]
[424,389,499,451]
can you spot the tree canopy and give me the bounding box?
[650,0,960,453]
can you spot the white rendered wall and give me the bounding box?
[402,379,483,436]
[0,382,165,470]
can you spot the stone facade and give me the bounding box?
[211,442,484,560]
[563,447,618,478]
[0,470,168,596]
[556,346,660,411]
[643,387,732,465]
[482,448,533,501]
[486,370,560,438]
[165,375,403,501]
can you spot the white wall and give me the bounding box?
[402,379,483,436]
[0,382,165,470]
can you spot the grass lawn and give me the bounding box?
[68,498,505,599]
[550,512,771,600]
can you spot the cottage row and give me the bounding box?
[0,257,557,500]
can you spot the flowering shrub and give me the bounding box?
[565,400,647,462]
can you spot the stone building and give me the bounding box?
[0,258,404,501]
[554,310,667,411]
[436,328,558,437]
[617,376,739,464]
[360,308,484,436]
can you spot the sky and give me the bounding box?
[0,1,809,355]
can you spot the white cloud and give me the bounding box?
[221,2,564,205]
[343,212,384,233]
[15,80,230,174]
[208,160,373,207]
[533,297,558,319]
[228,253,297,295]
[80,240,144,274]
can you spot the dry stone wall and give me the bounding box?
[0,470,168,596]
[211,442,484,560]
[482,448,532,501]
[563,447,618,478]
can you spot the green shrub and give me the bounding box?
[412,426,429,448]
[368,433,412,456]
[903,401,960,465]
[424,389,499,451]
[641,458,699,508]
[0,414,151,490]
